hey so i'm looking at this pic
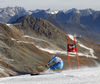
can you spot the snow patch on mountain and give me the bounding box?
[45,8,59,14]
[36,46,67,54]
[78,43,96,58]
[0,68,9,77]
[68,34,97,58]
[76,10,80,14]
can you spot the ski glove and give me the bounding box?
[45,65,48,68]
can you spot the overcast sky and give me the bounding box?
[0,0,100,11]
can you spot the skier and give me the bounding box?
[45,55,63,71]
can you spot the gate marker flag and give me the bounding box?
[67,36,79,69]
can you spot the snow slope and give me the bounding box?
[0,67,100,84]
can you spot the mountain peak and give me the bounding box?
[45,8,59,14]
[65,8,78,13]
[79,8,95,15]
[46,8,53,11]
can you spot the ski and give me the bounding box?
[30,72,54,76]
[30,70,61,76]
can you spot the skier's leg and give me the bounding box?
[47,63,59,70]
[47,61,63,70]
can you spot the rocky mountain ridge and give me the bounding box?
[31,9,100,42]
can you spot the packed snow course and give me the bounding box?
[0,67,100,84]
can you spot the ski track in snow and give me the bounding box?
[0,67,100,84]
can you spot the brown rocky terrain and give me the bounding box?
[0,16,100,78]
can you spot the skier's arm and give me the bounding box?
[47,57,56,65]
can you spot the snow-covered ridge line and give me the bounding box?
[78,43,96,58]
[68,34,97,58]
[36,46,67,54]
[32,8,95,15]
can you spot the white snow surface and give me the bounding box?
[0,67,100,84]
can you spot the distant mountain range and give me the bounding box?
[31,8,96,15]
[0,7,100,43]
[31,8,100,35]
[0,7,98,23]
[30,9,100,42]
